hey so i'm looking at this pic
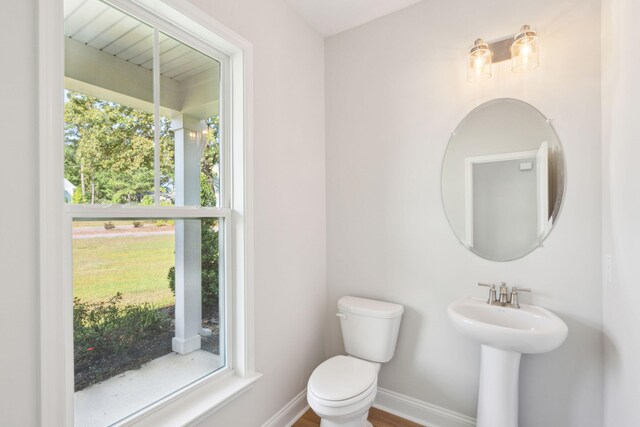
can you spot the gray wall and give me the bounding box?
[602,0,640,425]
[325,0,603,425]
[473,158,538,261]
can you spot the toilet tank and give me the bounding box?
[338,296,404,363]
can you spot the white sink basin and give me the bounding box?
[447,296,568,354]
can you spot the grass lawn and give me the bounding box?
[73,234,175,307]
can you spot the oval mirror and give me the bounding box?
[441,98,565,261]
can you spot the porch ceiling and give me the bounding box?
[64,0,220,121]
[64,0,218,83]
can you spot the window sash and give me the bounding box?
[64,209,235,407]
[64,0,231,210]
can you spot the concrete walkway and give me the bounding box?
[72,229,175,239]
[75,350,222,426]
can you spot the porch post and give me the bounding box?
[172,114,204,354]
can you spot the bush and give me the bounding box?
[132,220,144,228]
[72,187,84,204]
[73,293,170,364]
[104,221,115,229]
[141,195,154,206]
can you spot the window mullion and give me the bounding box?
[153,28,161,206]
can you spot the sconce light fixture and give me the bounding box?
[467,39,492,82]
[467,24,539,82]
[511,25,539,72]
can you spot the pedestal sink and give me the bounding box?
[447,296,568,427]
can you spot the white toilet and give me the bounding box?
[307,296,404,427]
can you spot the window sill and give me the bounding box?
[117,369,262,426]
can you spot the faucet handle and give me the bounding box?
[477,283,495,289]
[510,287,531,308]
[478,283,497,304]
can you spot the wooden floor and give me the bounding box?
[292,407,424,427]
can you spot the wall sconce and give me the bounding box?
[467,24,539,82]
[511,25,539,72]
[467,39,492,82]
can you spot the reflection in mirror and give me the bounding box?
[441,99,564,261]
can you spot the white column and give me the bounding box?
[172,114,205,354]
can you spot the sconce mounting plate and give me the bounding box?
[487,37,513,63]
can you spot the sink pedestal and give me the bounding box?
[477,345,521,427]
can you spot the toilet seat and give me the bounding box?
[308,355,377,407]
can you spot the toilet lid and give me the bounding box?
[308,355,377,401]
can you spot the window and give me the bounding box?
[39,0,256,425]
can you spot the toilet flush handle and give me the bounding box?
[336,313,347,319]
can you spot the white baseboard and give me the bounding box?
[374,388,476,427]
[262,387,476,427]
[261,389,309,427]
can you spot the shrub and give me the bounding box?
[132,220,144,228]
[141,195,154,206]
[72,187,84,204]
[104,221,115,229]
[73,293,170,365]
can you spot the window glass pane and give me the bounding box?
[72,218,224,426]
[64,0,156,205]
[158,32,222,207]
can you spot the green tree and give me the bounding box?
[64,91,174,204]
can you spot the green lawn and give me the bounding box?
[73,234,175,307]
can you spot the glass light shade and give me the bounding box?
[468,39,492,82]
[511,25,539,72]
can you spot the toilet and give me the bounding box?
[307,296,404,427]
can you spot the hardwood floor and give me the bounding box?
[292,407,425,427]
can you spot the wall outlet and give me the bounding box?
[604,254,612,283]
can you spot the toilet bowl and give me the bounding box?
[307,355,379,427]
[307,297,404,427]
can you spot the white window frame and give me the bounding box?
[38,1,259,425]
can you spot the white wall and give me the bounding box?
[325,0,603,425]
[189,1,327,425]
[0,0,39,425]
[0,0,326,425]
[187,1,327,425]
[601,0,640,425]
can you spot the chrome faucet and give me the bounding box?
[477,282,531,309]
[477,283,497,304]
[510,286,531,308]
[498,282,509,304]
